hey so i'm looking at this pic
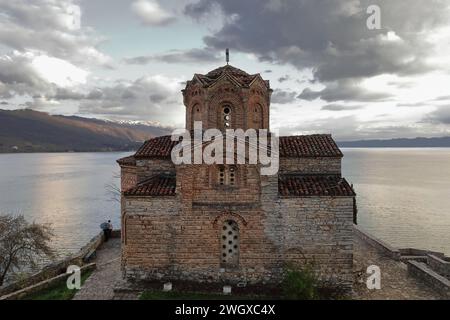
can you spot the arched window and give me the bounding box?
[192,104,202,127]
[222,105,232,129]
[252,104,263,129]
[220,220,239,267]
[218,165,236,186]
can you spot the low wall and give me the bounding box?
[0,230,120,297]
[428,254,450,279]
[0,263,96,300]
[399,248,445,258]
[353,224,401,260]
[407,260,450,299]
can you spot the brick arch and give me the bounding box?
[248,94,269,130]
[213,212,248,230]
[208,92,244,130]
[186,98,204,130]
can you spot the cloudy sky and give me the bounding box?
[1,0,450,140]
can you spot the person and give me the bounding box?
[100,220,112,242]
[107,220,113,239]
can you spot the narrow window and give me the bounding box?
[217,165,237,186]
[220,220,239,267]
[222,105,231,129]
[192,104,202,128]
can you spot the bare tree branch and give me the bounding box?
[0,214,55,287]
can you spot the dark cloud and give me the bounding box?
[396,102,428,108]
[321,104,363,111]
[185,0,450,109]
[78,76,184,123]
[280,115,445,141]
[278,75,290,83]
[298,80,392,102]
[271,89,297,104]
[432,95,450,102]
[52,88,85,101]
[0,51,52,99]
[185,0,449,82]
[424,105,450,124]
[124,48,222,65]
[0,101,8,105]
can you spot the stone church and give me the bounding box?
[117,63,355,290]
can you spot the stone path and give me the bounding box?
[73,238,127,300]
[352,235,443,300]
[72,233,444,300]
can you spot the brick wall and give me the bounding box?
[120,166,137,192]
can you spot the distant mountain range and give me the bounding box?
[0,109,171,153]
[1,109,449,152]
[338,136,450,148]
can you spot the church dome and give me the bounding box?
[195,64,264,88]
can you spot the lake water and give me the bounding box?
[342,148,450,255]
[0,149,449,260]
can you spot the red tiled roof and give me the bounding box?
[134,134,342,158]
[194,65,267,88]
[134,135,178,158]
[124,175,176,197]
[279,175,355,197]
[116,155,136,166]
[279,135,343,157]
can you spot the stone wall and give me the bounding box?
[407,260,450,298]
[427,255,450,279]
[122,196,181,279]
[136,159,175,183]
[0,230,120,297]
[122,168,354,290]
[279,157,341,175]
[0,263,96,300]
[276,196,354,289]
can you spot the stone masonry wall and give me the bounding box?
[122,167,353,289]
[122,196,180,278]
[279,157,341,175]
[277,197,354,289]
[135,159,175,183]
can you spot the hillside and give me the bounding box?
[0,109,171,153]
[338,137,450,148]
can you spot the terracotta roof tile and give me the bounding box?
[279,135,343,157]
[195,65,264,88]
[134,134,343,159]
[134,135,178,158]
[116,155,136,166]
[124,175,176,197]
[279,175,355,197]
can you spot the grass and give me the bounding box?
[23,269,93,300]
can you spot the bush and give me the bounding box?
[282,266,320,300]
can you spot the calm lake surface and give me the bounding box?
[0,149,449,259]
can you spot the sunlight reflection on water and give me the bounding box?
[0,149,449,262]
